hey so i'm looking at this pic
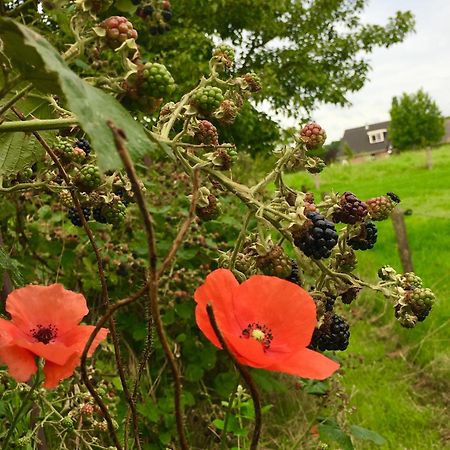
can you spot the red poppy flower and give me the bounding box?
[194,269,339,379]
[0,284,108,388]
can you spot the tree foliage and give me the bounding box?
[389,89,445,150]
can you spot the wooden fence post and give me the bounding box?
[391,208,414,273]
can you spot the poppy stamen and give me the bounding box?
[241,322,273,351]
[31,324,58,344]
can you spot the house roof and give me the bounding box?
[341,121,391,154]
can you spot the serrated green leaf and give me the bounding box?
[0,18,156,172]
[350,425,386,445]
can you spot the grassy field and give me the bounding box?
[283,145,450,449]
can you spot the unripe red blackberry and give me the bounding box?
[191,86,224,113]
[99,16,138,49]
[141,62,175,98]
[348,222,377,251]
[212,44,235,68]
[196,194,220,221]
[293,212,338,259]
[255,245,292,279]
[194,120,219,146]
[76,165,102,192]
[333,191,368,224]
[242,72,262,93]
[310,312,350,351]
[366,192,400,221]
[300,123,326,150]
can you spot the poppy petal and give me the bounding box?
[194,269,241,348]
[267,347,340,380]
[6,284,88,336]
[43,353,81,389]
[0,344,37,383]
[59,325,109,356]
[15,340,74,365]
[233,276,317,348]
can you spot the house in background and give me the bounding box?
[340,118,450,160]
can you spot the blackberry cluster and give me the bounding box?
[395,287,435,327]
[74,138,91,157]
[99,16,138,49]
[294,212,338,259]
[196,194,220,221]
[68,207,91,227]
[366,193,400,221]
[140,62,175,98]
[333,191,368,224]
[191,87,224,113]
[300,123,326,150]
[255,245,292,279]
[348,222,377,251]
[310,312,350,351]
[194,120,219,146]
[76,165,102,192]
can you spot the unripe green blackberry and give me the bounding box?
[242,72,262,93]
[99,16,138,49]
[400,272,423,290]
[196,194,220,221]
[212,44,235,68]
[59,190,73,208]
[408,287,435,322]
[191,86,224,113]
[310,312,350,351]
[62,416,75,430]
[76,165,102,192]
[300,123,326,150]
[333,191,368,224]
[255,245,292,279]
[348,222,377,251]
[55,137,75,162]
[366,193,400,221]
[194,120,219,146]
[103,201,127,226]
[293,212,338,259]
[141,62,175,98]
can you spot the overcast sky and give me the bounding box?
[270,0,450,142]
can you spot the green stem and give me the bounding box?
[0,83,33,117]
[0,117,78,133]
[229,211,252,270]
[220,379,240,450]
[2,366,42,450]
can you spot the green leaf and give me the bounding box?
[318,419,354,450]
[0,247,23,286]
[0,18,155,172]
[350,425,386,446]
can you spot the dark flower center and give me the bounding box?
[241,322,273,351]
[30,324,58,344]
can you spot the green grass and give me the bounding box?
[284,145,450,449]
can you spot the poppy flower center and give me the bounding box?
[241,322,273,351]
[30,324,58,344]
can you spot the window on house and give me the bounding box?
[367,129,387,144]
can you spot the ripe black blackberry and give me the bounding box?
[348,222,377,251]
[68,207,91,227]
[293,212,338,259]
[93,207,108,224]
[162,9,172,21]
[341,287,360,304]
[285,259,300,284]
[310,312,350,351]
[74,138,91,156]
[333,191,368,224]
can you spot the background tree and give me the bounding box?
[389,89,445,150]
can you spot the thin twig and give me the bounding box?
[206,304,262,450]
[157,169,200,277]
[109,122,189,450]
